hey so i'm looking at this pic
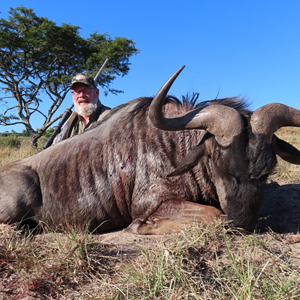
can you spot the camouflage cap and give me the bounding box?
[70,73,97,89]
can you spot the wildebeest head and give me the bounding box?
[149,66,300,231]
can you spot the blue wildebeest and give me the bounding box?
[1,66,300,234]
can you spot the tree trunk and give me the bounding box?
[30,132,43,149]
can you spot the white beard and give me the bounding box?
[75,102,98,117]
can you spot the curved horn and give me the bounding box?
[149,67,244,147]
[148,65,186,129]
[272,135,300,165]
[251,103,300,143]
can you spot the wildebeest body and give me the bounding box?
[1,66,300,234]
[0,97,216,231]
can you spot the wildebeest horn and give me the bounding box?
[149,65,186,129]
[272,135,300,164]
[251,103,300,143]
[149,67,244,147]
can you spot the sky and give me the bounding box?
[1,0,300,132]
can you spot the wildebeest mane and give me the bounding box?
[132,93,251,115]
[88,93,252,131]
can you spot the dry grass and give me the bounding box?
[0,224,119,299]
[0,136,45,168]
[0,222,299,299]
[119,223,300,300]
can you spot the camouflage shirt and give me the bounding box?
[53,104,111,145]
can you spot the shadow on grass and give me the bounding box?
[259,182,300,234]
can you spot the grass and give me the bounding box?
[1,221,299,299]
[115,223,300,300]
[0,136,45,168]
[0,129,300,299]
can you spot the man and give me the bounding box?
[53,73,111,144]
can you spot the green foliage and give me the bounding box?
[42,127,54,138]
[20,129,30,137]
[0,6,139,145]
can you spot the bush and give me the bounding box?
[20,129,30,137]
[43,127,55,138]
[0,136,21,148]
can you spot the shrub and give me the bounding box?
[0,136,21,148]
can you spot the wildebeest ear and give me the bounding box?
[272,134,300,164]
[167,132,212,177]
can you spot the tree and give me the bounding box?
[0,6,139,147]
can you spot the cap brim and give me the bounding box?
[70,81,94,89]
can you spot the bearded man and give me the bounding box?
[53,73,111,144]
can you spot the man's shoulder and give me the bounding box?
[97,105,111,121]
[101,105,111,113]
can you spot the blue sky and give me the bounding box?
[1,1,300,132]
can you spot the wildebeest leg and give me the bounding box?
[126,200,222,235]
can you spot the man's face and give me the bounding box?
[72,83,99,116]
